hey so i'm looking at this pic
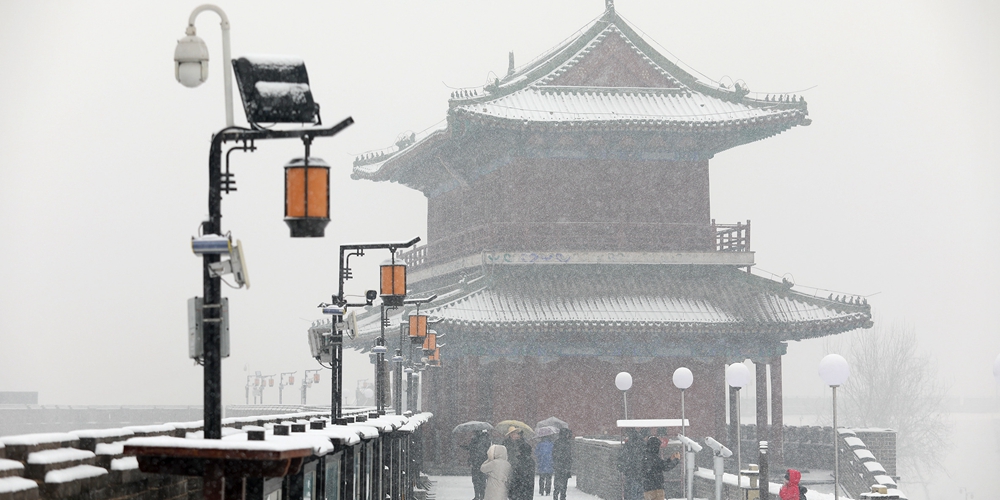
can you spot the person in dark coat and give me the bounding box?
[640,436,679,500]
[551,428,573,500]
[463,430,492,500]
[617,429,646,500]
[503,427,535,500]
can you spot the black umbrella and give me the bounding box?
[452,421,494,433]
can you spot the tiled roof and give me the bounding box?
[351,7,810,190]
[348,265,871,341]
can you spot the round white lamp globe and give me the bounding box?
[819,353,850,387]
[615,371,633,391]
[725,362,750,388]
[673,367,693,390]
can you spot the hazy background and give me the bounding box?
[1,0,998,497]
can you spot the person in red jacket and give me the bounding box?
[779,469,801,500]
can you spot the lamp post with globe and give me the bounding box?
[819,354,850,500]
[615,372,633,420]
[672,367,693,500]
[725,362,750,477]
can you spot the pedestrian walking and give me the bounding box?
[504,427,535,500]
[535,435,554,495]
[617,429,645,500]
[463,430,492,500]
[482,444,512,500]
[552,428,573,500]
[779,469,802,500]
[640,436,679,500]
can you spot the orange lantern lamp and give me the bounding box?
[409,315,428,342]
[313,373,320,383]
[422,332,437,352]
[284,157,330,238]
[288,376,294,385]
[428,348,441,367]
[380,263,407,306]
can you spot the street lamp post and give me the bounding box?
[321,238,421,422]
[819,354,850,500]
[725,362,750,479]
[615,371,632,419]
[673,367,693,500]
[401,295,436,413]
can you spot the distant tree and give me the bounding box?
[838,322,950,498]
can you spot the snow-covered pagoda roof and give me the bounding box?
[353,5,811,194]
[347,265,871,344]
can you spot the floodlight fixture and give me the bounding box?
[232,55,320,126]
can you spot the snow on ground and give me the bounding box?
[427,476,693,500]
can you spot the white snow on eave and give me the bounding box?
[110,456,138,471]
[0,477,38,494]
[44,465,107,484]
[0,433,78,446]
[0,458,24,472]
[242,54,304,67]
[27,448,94,464]
[70,428,135,440]
[126,434,331,456]
[123,424,175,434]
[94,442,125,456]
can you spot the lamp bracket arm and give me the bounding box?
[188,4,230,30]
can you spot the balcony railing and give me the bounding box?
[713,219,751,252]
[399,220,751,271]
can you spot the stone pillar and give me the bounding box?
[770,356,784,465]
[755,360,769,445]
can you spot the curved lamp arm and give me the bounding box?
[186,4,234,127]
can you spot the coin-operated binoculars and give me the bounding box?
[704,437,732,500]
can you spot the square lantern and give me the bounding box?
[380,264,406,306]
[284,157,330,237]
[422,332,436,352]
[428,348,441,367]
[408,315,428,343]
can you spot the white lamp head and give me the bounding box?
[819,353,850,387]
[615,371,633,391]
[725,362,750,388]
[673,367,693,390]
[174,26,209,88]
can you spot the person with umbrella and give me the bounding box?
[552,427,573,500]
[462,430,493,500]
[503,426,535,500]
[534,428,555,495]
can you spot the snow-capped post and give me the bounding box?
[758,441,769,500]
[174,4,354,444]
[819,354,850,500]
[725,362,750,476]
[615,371,633,419]
[672,367,694,500]
[704,437,732,500]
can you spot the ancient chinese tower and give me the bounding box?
[349,2,871,470]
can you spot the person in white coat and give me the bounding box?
[481,444,512,500]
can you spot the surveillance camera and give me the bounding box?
[366,290,378,302]
[676,434,702,452]
[705,437,733,458]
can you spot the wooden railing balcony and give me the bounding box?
[712,219,751,252]
[400,220,751,272]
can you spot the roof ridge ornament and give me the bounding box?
[606,0,615,15]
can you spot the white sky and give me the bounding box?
[1,0,998,413]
